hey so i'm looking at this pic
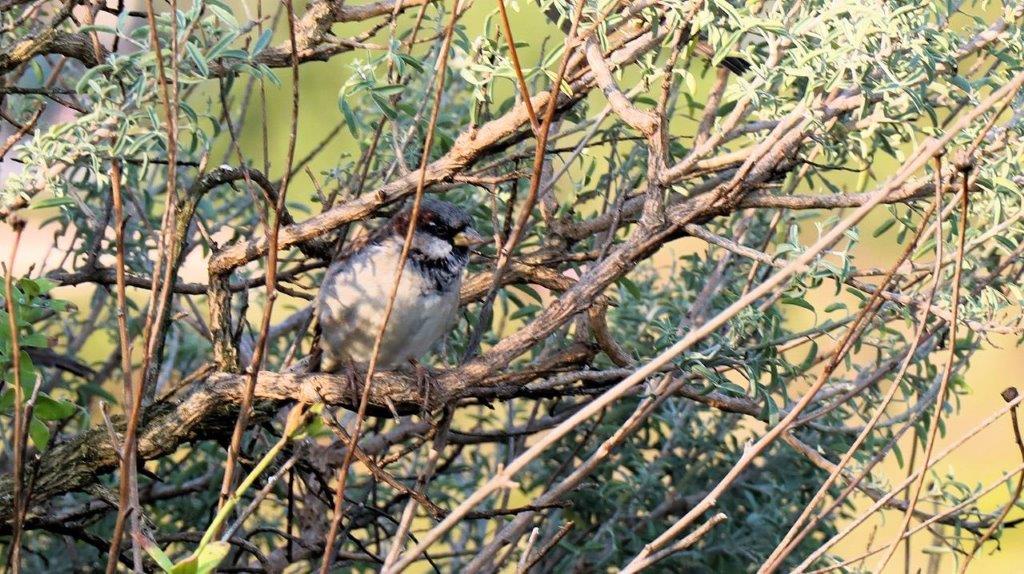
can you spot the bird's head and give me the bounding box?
[390,197,484,262]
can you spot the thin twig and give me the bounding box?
[808,459,1024,573]
[873,155,973,571]
[759,156,947,572]
[792,392,1024,572]
[103,160,143,572]
[106,0,181,567]
[519,521,574,573]
[463,0,588,360]
[3,216,26,574]
[958,386,1024,572]
[218,0,302,518]
[495,0,540,134]
[622,513,727,573]
[380,411,453,571]
[320,3,463,572]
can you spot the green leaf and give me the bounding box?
[135,534,175,573]
[32,196,76,209]
[994,235,1016,253]
[29,417,50,450]
[339,98,359,137]
[872,218,896,238]
[510,284,543,304]
[716,99,737,117]
[74,64,109,93]
[618,277,642,300]
[19,333,47,347]
[256,64,281,86]
[4,352,39,391]
[34,394,78,421]
[195,541,231,574]
[17,278,39,298]
[759,389,779,425]
[676,68,696,93]
[398,53,424,73]
[798,341,818,372]
[371,94,398,119]
[711,30,744,67]
[170,555,197,574]
[206,4,237,28]
[509,304,540,321]
[781,296,815,313]
[34,277,57,294]
[218,49,249,61]
[206,31,239,61]
[691,363,719,382]
[371,84,405,97]
[252,28,273,55]
[79,24,118,35]
[185,42,209,77]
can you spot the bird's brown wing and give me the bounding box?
[327,222,384,266]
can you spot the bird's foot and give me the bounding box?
[409,359,432,413]
[345,359,361,395]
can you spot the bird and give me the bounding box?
[316,197,484,373]
[693,41,751,75]
[540,5,754,76]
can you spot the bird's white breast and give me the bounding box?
[317,239,461,371]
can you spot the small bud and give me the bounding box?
[1002,387,1019,403]
[952,149,976,173]
[284,402,307,434]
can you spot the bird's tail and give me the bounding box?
[720,56,752,75]
[693,40,753,75]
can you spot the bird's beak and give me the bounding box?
[453,227,486,248]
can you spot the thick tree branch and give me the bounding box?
[0,31,107,74]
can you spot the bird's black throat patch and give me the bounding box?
[409,248,467,292]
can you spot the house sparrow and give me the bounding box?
[316,197,484,372]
